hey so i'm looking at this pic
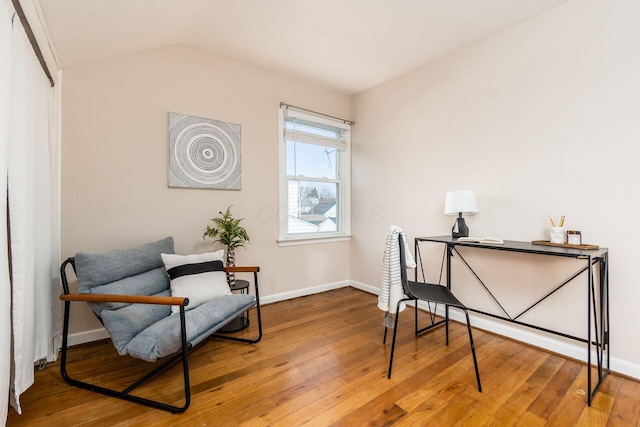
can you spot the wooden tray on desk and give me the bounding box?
[531,240,600,250]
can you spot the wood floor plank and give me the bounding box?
[492,380,546,425]
[6,287,638,426]
[514,411,547,427]
[544,365,591,426]
[607,377,640,427]
[575,391,615,427]
[528,358,583,419]
[476,343,547,414]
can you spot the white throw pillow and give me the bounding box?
[161,250,230,314]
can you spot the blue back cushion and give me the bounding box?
[74,237,175,354]
[75,236,174,290]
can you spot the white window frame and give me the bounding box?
[278,105,352,246]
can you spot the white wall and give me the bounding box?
[61,44,351,338]
[350,0,640,377]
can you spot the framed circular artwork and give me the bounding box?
[168,112,241,190]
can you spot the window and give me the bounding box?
[279,105,352,245]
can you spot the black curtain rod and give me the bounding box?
[11,0,54,87]
[280,102,355,126]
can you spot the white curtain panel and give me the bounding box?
[1,0,61,420]
[0,0,14,424]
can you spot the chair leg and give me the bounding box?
[382,311,394,344]
[464,310,482,392]
[387,305,402,379]
[213,272,263,344]
[60,301,191,413]
[445,305,450,345]
[212,300,263,344]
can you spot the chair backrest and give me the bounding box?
[72,236,175,354]
[397,233,414,298]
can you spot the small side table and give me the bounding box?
[220,279,250,332]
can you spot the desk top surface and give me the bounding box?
[416,235,608,258]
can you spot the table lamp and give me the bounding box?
[444,190,478,238]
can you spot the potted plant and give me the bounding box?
[203,205,250,286]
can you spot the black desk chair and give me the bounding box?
[384,234,482,392]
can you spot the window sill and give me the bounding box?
[277,234,352,247]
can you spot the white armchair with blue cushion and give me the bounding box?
[59,236,262,413]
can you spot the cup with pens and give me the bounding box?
[549,215,565,244]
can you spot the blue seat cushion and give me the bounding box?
[125,294,256,362]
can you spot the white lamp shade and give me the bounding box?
[444,190,478,215]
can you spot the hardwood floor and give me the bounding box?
[7,287,640,426]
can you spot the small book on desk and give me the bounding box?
[456,237,504,244]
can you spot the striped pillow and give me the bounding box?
[161,250,231,314]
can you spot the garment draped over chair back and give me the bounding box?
[378,225,415,315]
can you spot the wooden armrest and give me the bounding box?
[60,293,189,306]
[224,266,260,273]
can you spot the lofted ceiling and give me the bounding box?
[37,0,570,94]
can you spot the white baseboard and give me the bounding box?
[67,327,110,347]
[259,280,350,305]
[349,280,379,295]
[66,279,640,380]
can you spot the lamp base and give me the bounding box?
[451,215,469,238]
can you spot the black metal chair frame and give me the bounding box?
[383,234,482,392]
[59,257,263,414]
